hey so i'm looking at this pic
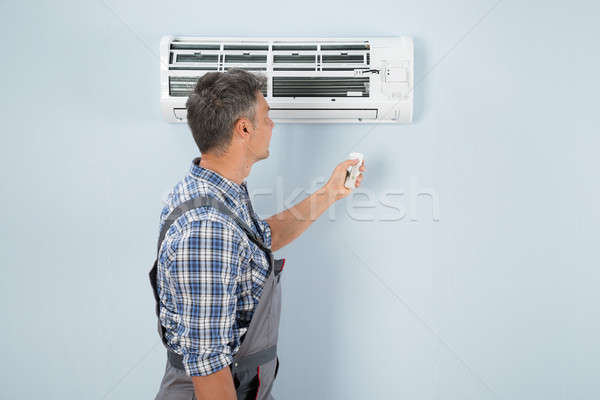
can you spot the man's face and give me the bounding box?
[247,91,274,161]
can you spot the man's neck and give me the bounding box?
[199,151,252,185]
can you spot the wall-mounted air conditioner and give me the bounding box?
[160,36,413,123]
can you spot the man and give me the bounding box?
[150,69,365,400]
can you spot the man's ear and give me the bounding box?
[234,118,247,138]
[242,120,255,136]
[236,117,253,136]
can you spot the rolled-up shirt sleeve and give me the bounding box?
[169,219,243,376]
[257,217,272,249]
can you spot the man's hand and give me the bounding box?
[323,158,366,201]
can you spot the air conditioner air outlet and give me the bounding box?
[272,77,369,98]
[169,76,267,98]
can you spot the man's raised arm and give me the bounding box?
[266,158,365,252]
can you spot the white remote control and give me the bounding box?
[344,152,364,189]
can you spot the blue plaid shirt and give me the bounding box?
[156,157,272,376]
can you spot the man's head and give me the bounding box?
[185,69,274,162]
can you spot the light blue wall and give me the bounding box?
[1,1,598,399]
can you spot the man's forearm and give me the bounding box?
[266,186,335,252]
[191,366,236,400]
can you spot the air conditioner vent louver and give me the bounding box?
[223,67,266,71]
[175,54,219,63]
[223,54,267,63]
[272,44,318,51]
[169,76,267,97]
[223,44,269,50]
[169,77,199,97]
[273,67,316,71]
[272,77,369,97]
[170,43,220,50]
[169,66,217,71]
[273,55,316,64]
[321,44,370,50]
[322,55,365,63]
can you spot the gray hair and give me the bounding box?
[185,68,268,154]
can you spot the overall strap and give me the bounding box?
[157,195,270,256]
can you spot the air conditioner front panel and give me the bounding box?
[160,36,413,124]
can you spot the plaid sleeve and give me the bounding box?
[258,218,272,249]
[170,219,244,376]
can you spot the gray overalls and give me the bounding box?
[149,195,285,400]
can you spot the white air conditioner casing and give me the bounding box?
[160,36,413,123]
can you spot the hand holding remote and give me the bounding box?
[322,153,366,201]
[344,152,364,189]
